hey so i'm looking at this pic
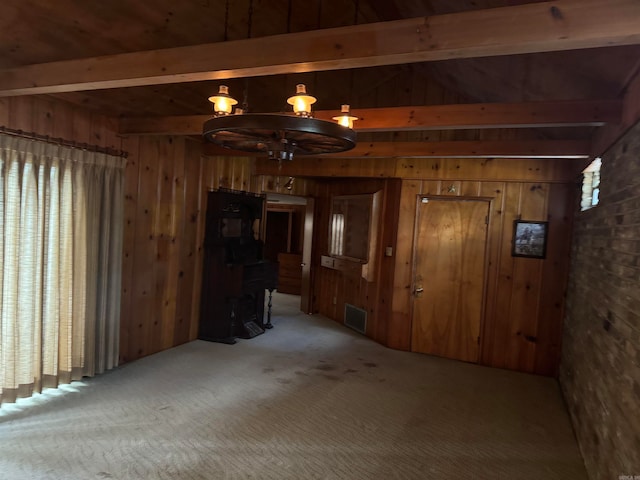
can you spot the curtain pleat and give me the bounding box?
[94,169,110,374]
[0,147,4,398]
[0,134,125,405]
[33,152,46,393]
[42,155,61,388]
[72,158,87,381]
[1,144,21,402]
[83,159,98,377]
[104,166,123,372]
[17,154,38,396]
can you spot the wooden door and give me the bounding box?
[411,197,489,363]
[300,198,314,313]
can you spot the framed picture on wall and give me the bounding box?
[512,220,548,259]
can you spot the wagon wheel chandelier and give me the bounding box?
[202,84,358,162]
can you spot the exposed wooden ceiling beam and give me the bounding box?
[118,100,621,135]
[1,0,639,96]
[592,62,640,156]
[202,140,589,159]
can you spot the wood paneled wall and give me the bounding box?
[120,139,253,362]
[251,174,402,345]
[0,96,121,150]
[310,178,401,345]
[1,95,581,376]
[257,157,581,376]
[255,156,581,183]
[251,174,316,198]
[391,179,576,376]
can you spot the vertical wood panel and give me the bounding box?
[217,156,230,189]
[174,140,201,346]
[88,113,122,151]
[535,182,576,375]
[373,178,402,344]
[421,180,441,195]
[460,181,482,197]
[131,136,159,359]
[313,182,331,316]
[478,181,506,365]
[153,137,172,352]
[485,182,522,369]
[389,180,421,351]
[9,97,34,131]
[166,138,186,347]
[32,97,55,136]
[507,183,548,372]
[102,116,122,150]
[155,137,180,351]
[52,101,75,139]
[119,136,140,363]
[317,268,338,318]
[202,156,216,190]
[0,97,9,125]
[188,155,207,341]
[71,106,93,144]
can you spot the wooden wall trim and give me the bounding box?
[394,158,583,182]
[254,157,584,183]
[388,181,421,350]
[308,140,590,159]
[120,100,619,136]
[255,157,397,179]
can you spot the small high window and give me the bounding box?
[581,157,601,211]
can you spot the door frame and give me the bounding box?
[262,192,315,313]
[300,197,315,314]
[409,194,494,362]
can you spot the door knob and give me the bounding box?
[414,286,424,297]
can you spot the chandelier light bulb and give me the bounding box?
[208,85,238,116]
[332,104,358,129]
[287,84,317,117]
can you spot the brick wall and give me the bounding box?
[560,120,640,479]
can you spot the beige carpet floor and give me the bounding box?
[0,293,586,480]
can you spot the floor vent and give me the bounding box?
[344,304,367,335]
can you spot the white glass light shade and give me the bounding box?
[208,85,238,115]
[332,104,358,129]
[287,84,317,117]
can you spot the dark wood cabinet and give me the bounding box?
[198,189,277,344]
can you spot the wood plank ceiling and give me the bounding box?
[1,0,639,158]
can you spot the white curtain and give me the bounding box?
[0,133,125,405]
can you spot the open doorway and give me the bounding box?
[265,193,314,313]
